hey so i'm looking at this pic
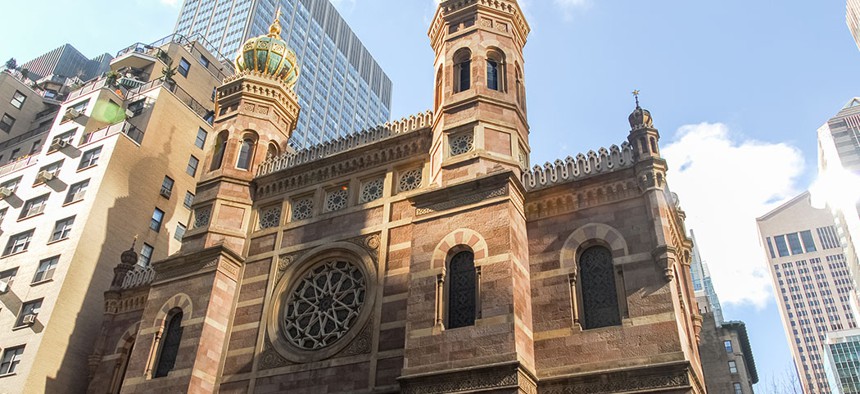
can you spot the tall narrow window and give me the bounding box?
[579,246,621,329]
[150,208,164,232]
[186,155,199,176]
[139,243,154,267]
[154,310,183,378]
[266,143,279,160]
[210,132,227,171]
[194,128,207,149]
[0,346,24,374]
[487,50,505,91]
[177,58,190,78]
[447,251,476,329]
[236,139,254,170]
[434,67,443,110]
[453,49,472,93]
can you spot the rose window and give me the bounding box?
[292,198,314,221]
[259,206,281,229]
[398,169,422,192]
[360,178,384,203]
[194,206,211,228]
[449,133,474,156]
[325,189,348,212]
[283,260,366,350]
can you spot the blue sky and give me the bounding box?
[3,0,859,391]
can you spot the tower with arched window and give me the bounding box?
[428,0,532,186]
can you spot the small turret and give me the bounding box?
[627,90,661,161]
[110,238,138,290]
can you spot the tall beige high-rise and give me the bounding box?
[757,191,858,394]
[0,36,231,393]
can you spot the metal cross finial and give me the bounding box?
[131,235,138,250]
[632,90,641,108]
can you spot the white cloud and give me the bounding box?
[331,0,356,13]
[661,123,805,307]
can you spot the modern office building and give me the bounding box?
[19,44,113,82]
[173,0,392,149]
[818,99,860,314]
[0,35,230,393]
[690,231,758,393]
[758,191,859,393]
[849,0,860,51]
[824,328,860,393]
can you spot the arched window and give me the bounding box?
[236,138,255,170]
[154,310,183,378]
[453,49,472,93]
[579,246,621,329]
[210,132,227,171]
[515,64,525,109]
[447,251,476,329]
[486,50,505,92]
[266,142,279,161]
[110,339,135,393]
[434,67,443,111]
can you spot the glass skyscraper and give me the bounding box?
[174,0,393,149]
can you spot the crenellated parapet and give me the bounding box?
[521,143,635,191]
[429,0,530,50]
[257,110,433,176]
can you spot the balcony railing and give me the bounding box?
[82,121,144,145]
[65,78,129,102]
[128,78,214,125]
[0,156,38,178]
[115,33,234,81]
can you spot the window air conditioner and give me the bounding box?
[21,314,36,325]
[0,281,7,293]
[50,139,68,151]
[0,187,13,199]
[36,170,54,183]
[66,108,81,119]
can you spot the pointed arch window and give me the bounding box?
[110,339,135,393]
[515,64,525,109]
[579,246,622,329]
[210,132,227,171]
[453,49,472,93]
[236,138,255,170]
[447,251,477,329]
[434,67,443,111]
[154,309,183,378]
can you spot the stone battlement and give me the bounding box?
[521,142,636,191]
[257,110,433,177]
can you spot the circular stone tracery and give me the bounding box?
[282,260,366,350]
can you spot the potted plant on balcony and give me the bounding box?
[105,70,120,87]
[161,60,177,90]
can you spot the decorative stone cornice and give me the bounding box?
[151,244,244,284]
[540,362,694,394]
[525,178,640,220]
[217,70,300,129]
[399,362,536,394]
[522,143,636,192]
[429,0,531,50]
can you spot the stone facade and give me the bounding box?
[87,1,706,393]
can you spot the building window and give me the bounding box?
[291,197,314,221]
[139,243,154,267]
[4,230,33,256]
[159,176,175,199]
[50,130,76,152]
[19,195,49,219]
[579,246,622,329]
[733,382,742,394]
[127,98,145,117]
[398,168,422,192]
[210,132,227,171]
[774,235,790,257]
[0,268,16,288]
[447,250,477,329]
[154,309,183,378]
[0,346,24,375]
[1,113,16,133]
[150,208,165,232]
[325,187,349,212]
[50,216,75,242]
[724,339,734,353]
[198,54,210,68]
[183,191,194,209]
[787,233,804,255]
[15,299,42,327]
[174,223,186,241]
[33,256,59,283]
[0,177,20,194]
[65,179,89,204]
[79,146,102,169]
[453,48,472,93]
[486,50,505,91]
[359,178,384,203]
[11,91,26,109]
[194,128,207,149]
[177,58,190,78]
[186,155,199,177]
[36,160,63,184]
[766,237,776,259]
[728,360,738,374]
[800,230,816,252]
[236,139,254,170]
[29,140,41,155]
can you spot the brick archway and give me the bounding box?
[431,228,489,270]
[560,223,629,273]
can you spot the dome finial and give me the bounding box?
[268,6,283,37]
[632,89,641,109]
[628,90,654,129]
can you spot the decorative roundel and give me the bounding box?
[398,169,422,192]
[449,133,474,156]
[282,260,366,350]
[360,178,384,203]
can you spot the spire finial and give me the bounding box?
[632,89,641,109]
[268,6,283,37]
[131,235,138,250]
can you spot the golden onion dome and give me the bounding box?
[235,8,300,88]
